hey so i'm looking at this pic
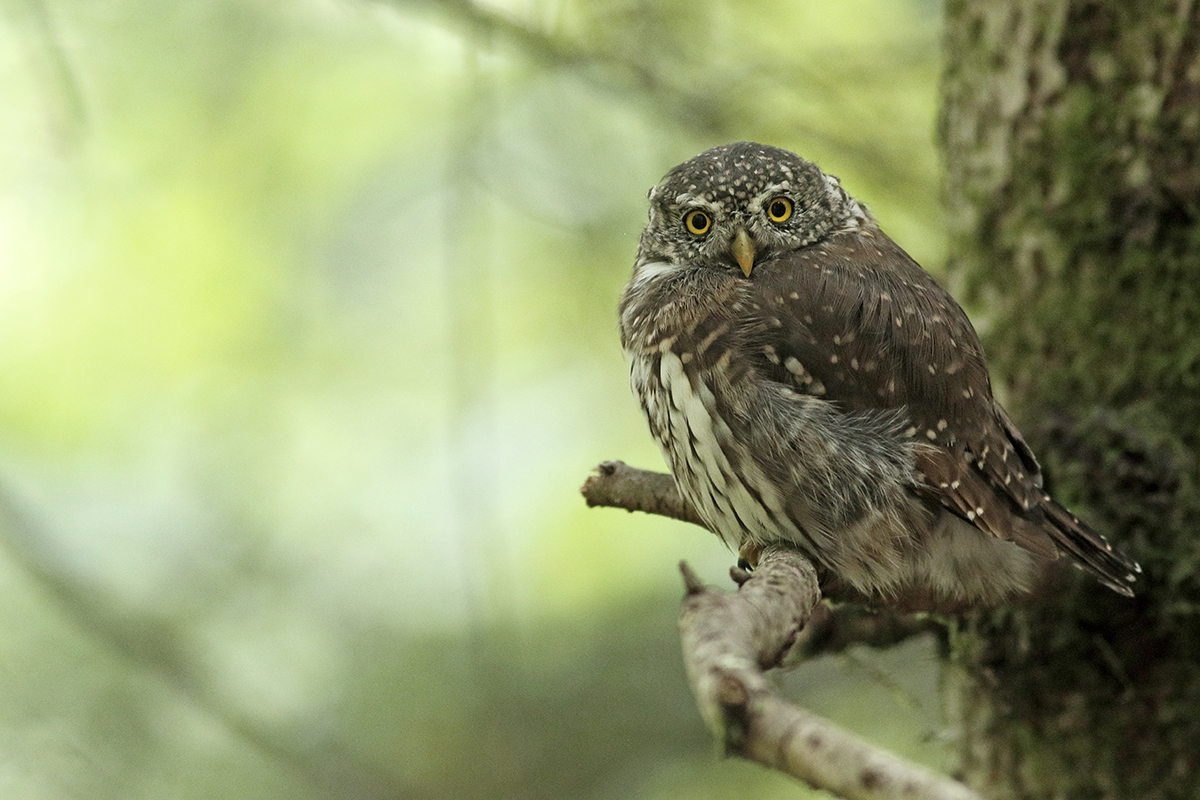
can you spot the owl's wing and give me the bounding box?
[752,228,1137,592]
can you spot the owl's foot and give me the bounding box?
[738,542,763,570]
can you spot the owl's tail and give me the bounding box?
[1042,500,1140,596]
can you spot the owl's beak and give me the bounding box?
[732,228,755,277]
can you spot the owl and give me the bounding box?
[619,142,1138,606]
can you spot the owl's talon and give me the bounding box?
[738,543,763,570]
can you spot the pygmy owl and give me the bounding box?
[619,142,1139,606]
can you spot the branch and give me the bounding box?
[679,547,982,800]
[580,460,706,528]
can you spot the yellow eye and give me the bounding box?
[684,210,712,235]
[766,197,794,223]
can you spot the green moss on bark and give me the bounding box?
[940,0,1200,796]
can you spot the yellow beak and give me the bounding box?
[732,228,755,277]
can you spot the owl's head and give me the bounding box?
[636,142,867,276]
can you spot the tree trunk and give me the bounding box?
[940,0,1200,796]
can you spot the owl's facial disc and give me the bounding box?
[636,143,869,281]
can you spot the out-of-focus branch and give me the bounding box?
[377,0,921,186]
[12,0,86,141]
[395,0,726,130]
[679,547,982,800]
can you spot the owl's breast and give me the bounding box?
[626,336,811,555]
[620,266,820,553]
[619,262,750,350]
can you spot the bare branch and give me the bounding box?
[679,547,982,800]
[580,461,707,528]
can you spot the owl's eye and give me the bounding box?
[766,197,794,223]
[684,210,712,236]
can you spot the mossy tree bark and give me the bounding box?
[940,0,1200,796]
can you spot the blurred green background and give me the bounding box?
[0,1,951,797]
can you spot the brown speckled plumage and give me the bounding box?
[620,142,1138,605]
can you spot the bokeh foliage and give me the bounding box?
[1,0,949,797]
